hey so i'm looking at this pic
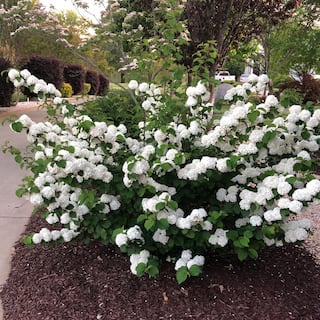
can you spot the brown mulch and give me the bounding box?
[1,213,320,320]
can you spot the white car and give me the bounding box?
[239,74,249,82]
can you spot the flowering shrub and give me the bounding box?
[5,69,320,284]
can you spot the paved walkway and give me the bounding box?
[0,102,47,320]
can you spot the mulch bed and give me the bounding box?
[1,213,320,320]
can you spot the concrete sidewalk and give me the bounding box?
[0,102,47,320]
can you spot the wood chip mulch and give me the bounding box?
[1,212,320,320]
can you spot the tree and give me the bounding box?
[183,0,300,77]
[0,0,68,63]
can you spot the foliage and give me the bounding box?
[5,69,320,284]
[82,88,144,139]
[183,0,299,78]
[0,57,14,106]
[279,88,304,107]
[60,83,73,98]
[279,73,320,105]
[269,17,320,78]
[85,70,100,95]
[98,74,110,96]
[64,64,85,95]
[0,1,68,63]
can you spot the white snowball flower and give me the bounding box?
[175,258,187,270]
[51,230,61,241]
[127,225,143,241]
[277,181,292,196]
[39,228,52,242]
[178,250,191,262]
[264,208,282,222]
[138,82,149,92]
[289,200,303,214]
[152,228,169,245]
[249,215,263,226]
[115,233,128,247]
[60,213,71,224]
[32,233,42,244]
[208,229,228,247]
[30,193,44,206]
[20,69,31,79]
[186,96,198,107]
[187,255,205,269]
[8,68,20,80]
[128,80,139,90]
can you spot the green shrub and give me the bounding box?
[82,89,144,139]
[60,82,73,98]
[279,88,304,107]
[6,70,320,284]
[0,57,14,107]
[63,64,85,95]
[83,83,91,95]
[85,70,100,95]
[19,54,63,98]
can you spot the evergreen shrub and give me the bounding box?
[63,64,85,95]
[0,57,14,107]
[85,70,100,95]
[19,55,63,98]
[98,74,110,96]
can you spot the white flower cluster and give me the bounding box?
[32,227,79,244]
[115,225,144,247]
[208,229,228,247]
[8,68,61,97]
[7,69,320,280]
[130,250,150,275]
[281,219,311,243]
[174,250,205,270]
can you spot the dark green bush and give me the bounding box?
[98,74,109,96]
[85,70,100,95]
[19,54,63,98]
[0,57,14,107]
[82,89,144,139]
[279,88,304,107]
[63,64,85,95]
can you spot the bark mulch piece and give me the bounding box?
[1,213,320,320]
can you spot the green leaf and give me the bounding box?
[16,188,25,198]
[147,265,159,277]
[11,121,23,132]
[167,200,178,211]
[157,218,169,230]
[176,266,188,284]
[301,130,310,140]
[156,202,166,211]
[136,263,146,277]
[137,214,147,223]
[189,264,202,277]
[144,218,155,231]
[237,248,248,261]
[248,248,258,259]
[244,230,253,239]
[56,160,66,168]
[239,237,250,247]
[247,111,260,123]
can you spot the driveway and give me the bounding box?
[0,102,47,319]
